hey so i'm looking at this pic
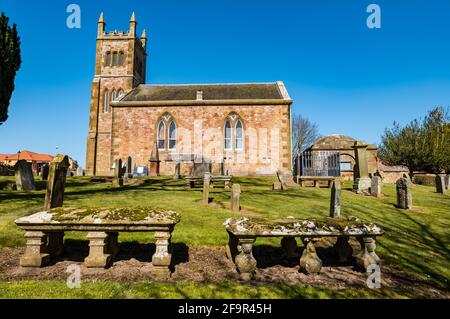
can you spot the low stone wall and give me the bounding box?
[413,174,437,186]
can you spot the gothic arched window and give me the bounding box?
[235,119,243,150]
[105,51,111,66]
[111,89,116,101]
[168,121,176,150]
[157,120,165,150]
[119,52,125,65]
[104,89,109,113]
[112,51,118,66]
[224,120,232,150]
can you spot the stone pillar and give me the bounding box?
[234,238,257,280]
[333,236,353,263]
[230,183,241,212]
[152,231,172,277]
[396,177,412,209]
[370,175,382,197]
[202,172,211,204]
[435,175,446,194]
[20,231,50,267]
[329,179,341,218]
[41,164,49,181]
[356,237,381,271]
[281,237,298,260]
[173,162,181,180]
[149,143,160,176]
[14,160,36,191]
[84,232,112,268]
[352,141,371,193]
[44,154,70,211]
[112,158,123,187]
[299,238,322,274]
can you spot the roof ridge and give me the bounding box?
[141,82,278,87]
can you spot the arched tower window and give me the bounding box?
[157,120,165,150]
[104,89,109,113]
[168,121,177,150]
[224,120,232,150]
[235,120,243,150]
[112,51,118,66]
[119,51,125,65]
[105,51,111,66]
[111,89,116,101]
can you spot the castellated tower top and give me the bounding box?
[96,12,146,48]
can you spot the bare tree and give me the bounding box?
[292,114,320,163]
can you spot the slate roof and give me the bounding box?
[120,83,288,102]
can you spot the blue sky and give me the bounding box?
[1,0,449,167]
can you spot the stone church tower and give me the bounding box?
[85,12,147,176]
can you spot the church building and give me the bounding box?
[85,13,293,178]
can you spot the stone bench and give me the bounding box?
[184,175,232,188]
[15,207,181,277]
[297,176,336,188]
[224,216,384,279]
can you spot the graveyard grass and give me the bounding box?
[0,176,449,298]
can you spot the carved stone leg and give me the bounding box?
[281,237,298,259]
[84,232,112,268]
[189,181,195,188]
[225,231,239,262]
[299,238,322,274]
[234,238,257,280]
[106,232,119,258]
[20,231,50,267]
[152,231,172,278]
[334,236,353,263]
[356,237,381,271]
[47,232,64,257]
[224,180,230,190]
[315,181,320,188]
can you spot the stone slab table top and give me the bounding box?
[15,207,181,231]
[224,216,384,238]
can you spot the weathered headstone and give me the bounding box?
[112,158,123,187]
[126,156,133,178]
[202,172,211,204]
[44,154,70,210]
[370,175,382,197]
[435,175,446,194]
[445,175,449,190]
[272,170,285,191]
[14,160,36,191]
[173,162,181,180]
[41,164,49,181]
[149,143,160,176]
[220,162,225,176]
[396,177,412,209]
[192,161,211,177]
[76,166,84,177]
[352,141,371,193]
[230,183,241,212]
[329,179,341,218]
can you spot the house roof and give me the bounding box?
[309,135,377,151]
[0,150,53,162]
[119,82,290,102]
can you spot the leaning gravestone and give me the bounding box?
[202,172,211,204]
[112,158,123,187]
[230,183,241,212]
[41,164,49,181]
[44,154,70,210]
[435,175,446,194]
[329,179,341,218]
[173,162,181,180]
[370,175,382,198]
[14,160,36,191]
[396,177,412,209]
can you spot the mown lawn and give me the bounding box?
[0,176,449,298]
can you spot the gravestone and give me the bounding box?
[272,170,285,191]
[126,156,133,179]
[202,172,211,204]
[435,175,446,194]
[396,177,412,209]
[44,154,70,210]
[76,166,84,177]
[370,175,382,197]
[14,160,36,191]
[220,162,225,176]
[329,179,341,218]
[41,164,49,181]
[149,143,160,176]
[192,161,211,177]
[173,162,181,180]
[445,175,449,190]
[112,158,123,187]
[352,141,371,193]
[230,183,241,212]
